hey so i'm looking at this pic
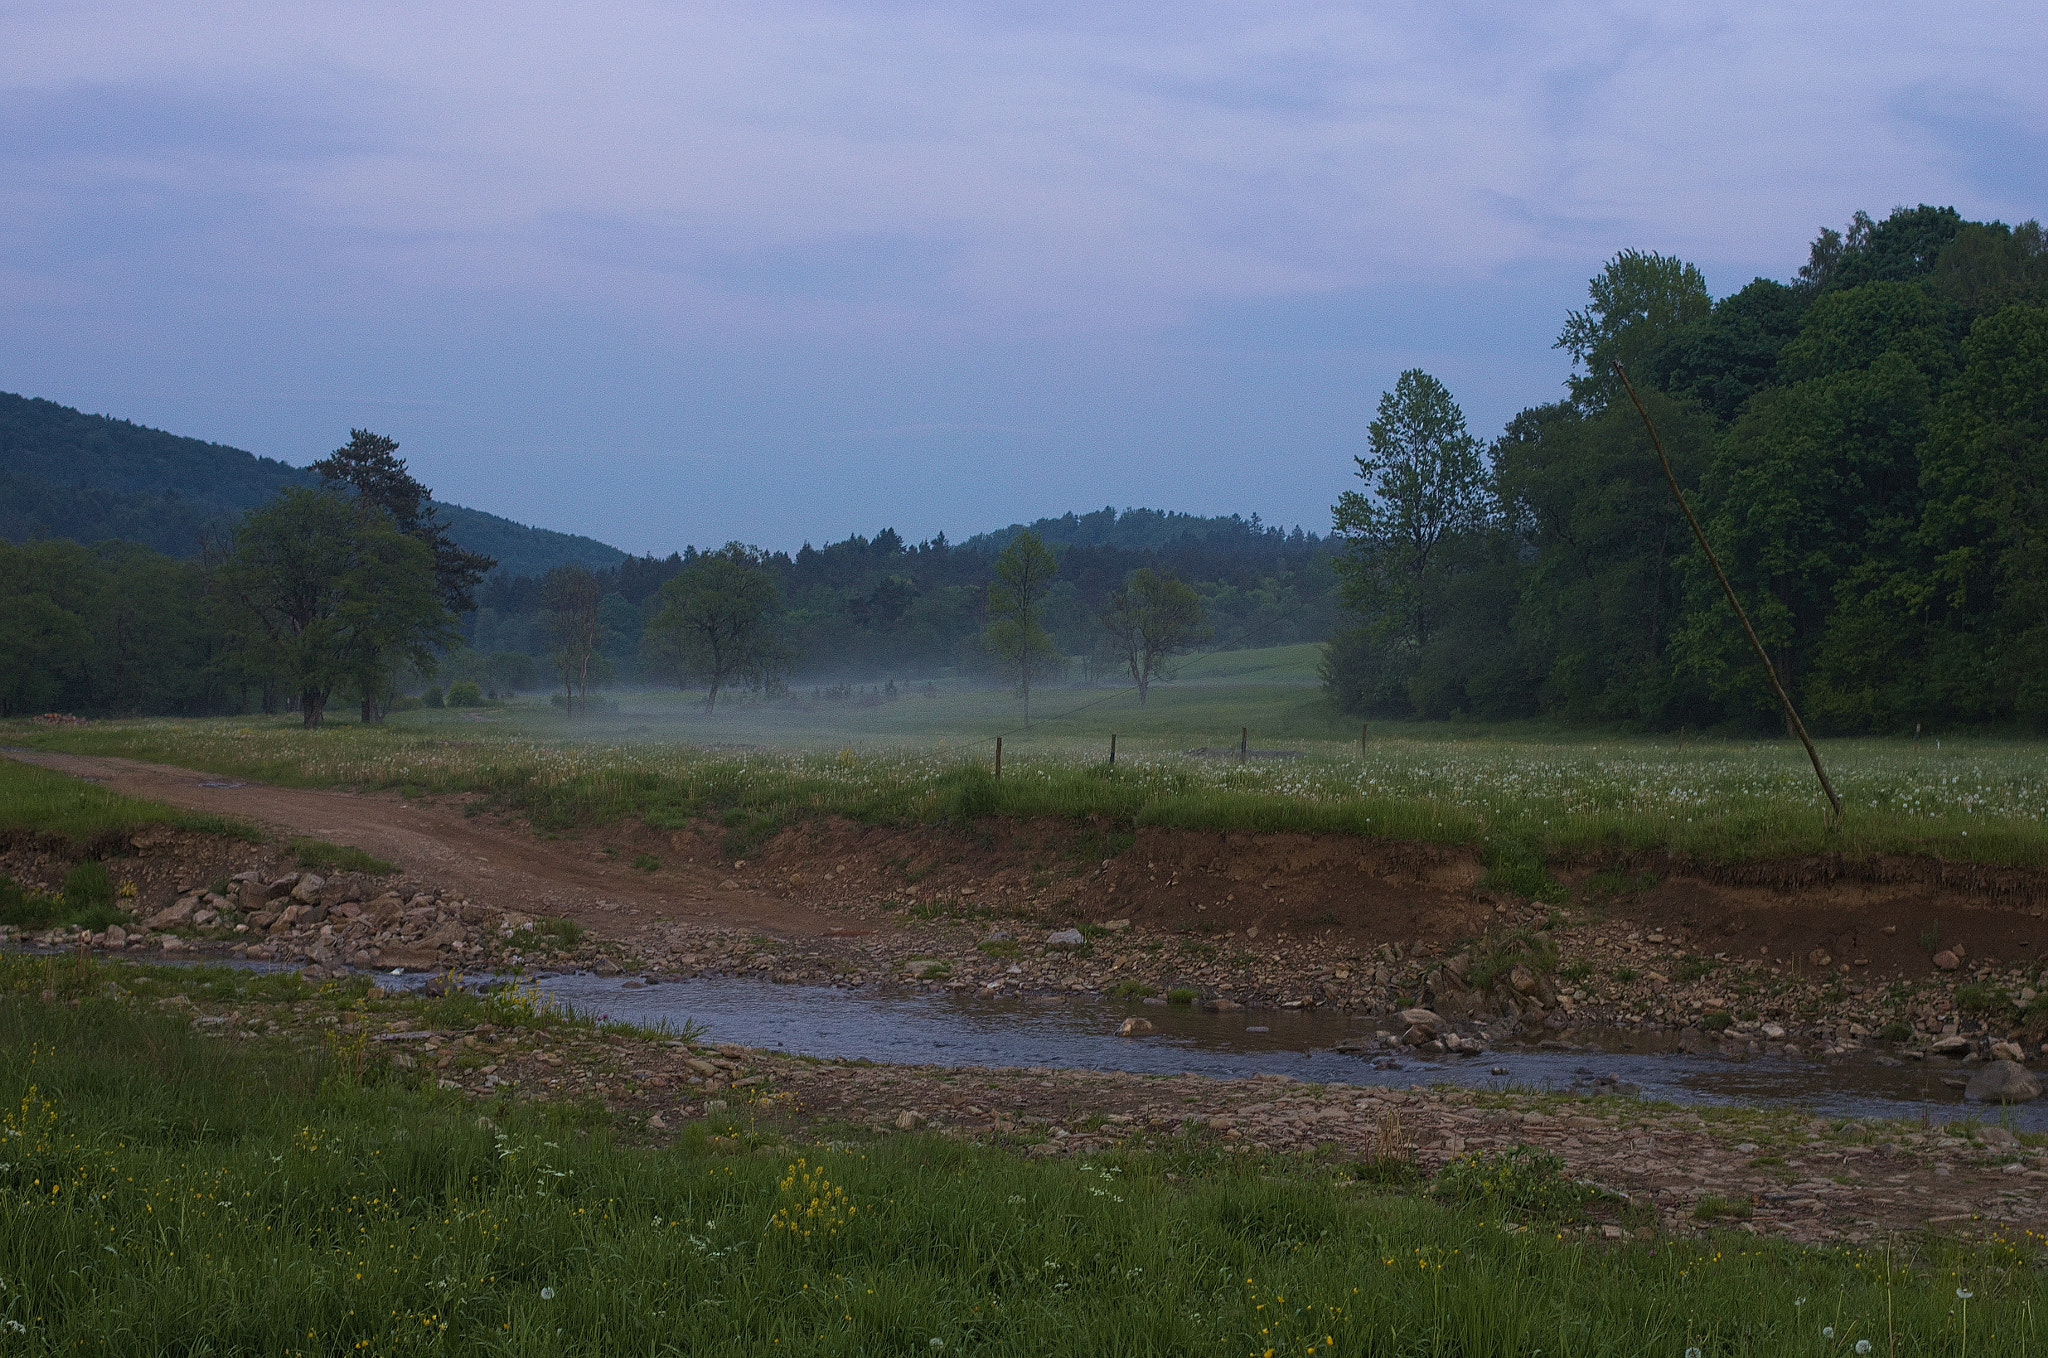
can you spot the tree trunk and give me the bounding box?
[361,695,376,725]
[301,689,326,728]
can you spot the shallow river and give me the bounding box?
[523,972,2048,1131]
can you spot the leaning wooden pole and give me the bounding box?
[1612,361,1843,822]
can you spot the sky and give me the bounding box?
[5,1,2045,557]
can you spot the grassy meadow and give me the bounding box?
[6,644,2047,881]
[0,954,2039,1356]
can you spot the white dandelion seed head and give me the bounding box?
[1856,1342,1872,1354]
[1686,1348,1701,1358]
[930,1341,945,1351]
[1823,1327,1835,1339]
[1956,1288,1973,1300]
[540,1287,556,1301]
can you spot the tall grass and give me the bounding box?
[11,714,2048,871]
[0,979,2038,1355]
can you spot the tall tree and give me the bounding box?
[1331,370,1490,650]
[542,564,603,716]
[1099,568,1209,704]
[312,429,496,614]
[642,544,791,711]
[985,530,1060,725]
[1555,250,1712,407]
[213,488,451,727]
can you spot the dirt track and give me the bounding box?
[1,749,861,948]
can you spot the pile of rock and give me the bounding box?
[223,872,539,973]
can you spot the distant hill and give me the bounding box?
[963,506,1321,554]
[0,392,627,578]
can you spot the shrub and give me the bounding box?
[1955,983,2011,1015]
[421,684,445,708]
[1432,1146,1594,1221]
[1673,955,1718,983]
[61,860,112,911]
[1166,987,1199,1006]
[1693,1194,1752,1221]
[632,854,661,873]
[1108,980,1156,999]
[447,680,484,708]
[291,838,397,875]
[1466,930,1559,992]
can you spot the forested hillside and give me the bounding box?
[1325,205,2048,733]
[0,393,627,578]
[462,509,1335,687]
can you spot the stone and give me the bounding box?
[1201,997,1243,1012]
[1395,1007,1443,1033]
[646,1113,668,1131]
[420,921,467,949]
[1990,1040,2026,1062]
[1978,1125,2019,1148]
[703,1099,728,1113]
[1929,1034,1970,1056]
[1760,1023,1787,1040]
[894,1110,926,1130]
[143,900,195,929]
[1965,1060,2042,1103]
[1932,950,1960,971]
[289,874,326,904]
[265,874,299,899]
[1507,965,1540,997]
[103,925,126,946]
[1118,1017,1154,1036]
[1044,928,1086,947]
[1101,919,1131,931]
[593,958,624,976]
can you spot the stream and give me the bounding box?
[522,972,2048,1131]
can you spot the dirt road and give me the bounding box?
[3,749,861,948]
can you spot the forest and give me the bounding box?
[1324,204,2048,733]
[3,203,2043,732]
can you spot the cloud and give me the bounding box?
[3,0,2045,552]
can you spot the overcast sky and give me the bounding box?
[5,1,2044,556]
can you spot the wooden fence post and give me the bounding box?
[1109,733,1116,767]
[995,736,1002,781]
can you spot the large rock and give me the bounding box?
[1118,1017,1154,1036]
[1044,928,1085,947]
[1965,1060,2043,1103]
[1395,1007,1443,1034]
[143,899,196,929]
[1932,950,1960,970]
[289,874,326,904]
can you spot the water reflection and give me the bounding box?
[529,973,2048,1131]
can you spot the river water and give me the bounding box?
[524,972,2048,1131]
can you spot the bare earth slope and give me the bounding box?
[1,748,857,946]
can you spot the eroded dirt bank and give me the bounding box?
[7,749,2048,1068]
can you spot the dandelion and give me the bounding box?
[1686,1348,1701,1358]
[540,1287,556,1301]
[1956,1288,1973,1300]
[930,1341,944,1351]
[1822,1326,1834,1339]
[1855,1343,1872,1355]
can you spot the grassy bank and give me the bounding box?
[9,711,2048,881]
[0,756,257,853]
[0,956,2039,1356]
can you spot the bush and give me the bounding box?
[1166,987,1199,1006]
[61,860,112,911]
[1955,983,2011,1015]
[447,680,484,707]
[421,684,444,708]
[1432,1146,1595,1221]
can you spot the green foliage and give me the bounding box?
[1107,980,1155,999]
[0,755,258,851]
[1673,955,1719,983]
[0,987,2039,1355]
[1099,568,1211,705]
[0,874,124,932]
[59,859,111,911]
[632,853,661,873]
[531,917,585,950]
[290,838,397,876]
[1431,1146,1596,1221]
[446,679,483,707]
[1465,930,1559,993]
[1954,983,2011,1015]
[984,530,1063,723]
[1556,248,1713,408]
[641,545,792,712]
[1166,987,1199,1005]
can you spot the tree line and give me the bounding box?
[1325,205,2048,732]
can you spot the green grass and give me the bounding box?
[289,836,397,876]
[0,962,2040,1355]
[0,755,259,852]
[10,659,2048,879]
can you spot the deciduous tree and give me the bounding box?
[642,545,791,710]
[984,530,1060,725]
[1099,568,1209,703]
